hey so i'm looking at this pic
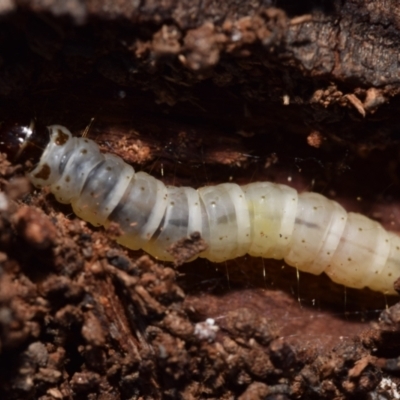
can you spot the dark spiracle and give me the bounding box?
[0,120,50,163]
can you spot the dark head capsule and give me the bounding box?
[0,120,50,163]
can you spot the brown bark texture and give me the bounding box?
[1,0,400,399]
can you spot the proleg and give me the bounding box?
[2,122,400,295]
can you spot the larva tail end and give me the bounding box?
[0,119,50,163]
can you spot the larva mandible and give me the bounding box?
[2,121,400,295]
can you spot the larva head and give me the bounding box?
[0,120,50,163]
[29,125,76,189]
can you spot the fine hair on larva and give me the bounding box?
[24,125,400,295]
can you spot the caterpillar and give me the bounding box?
[1,121,400,295]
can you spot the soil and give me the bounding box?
[1,0,400,399]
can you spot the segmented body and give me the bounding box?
[29,125,400,295]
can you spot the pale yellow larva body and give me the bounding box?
[29,125,400,295]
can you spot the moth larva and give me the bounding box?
[2,122,400,295]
